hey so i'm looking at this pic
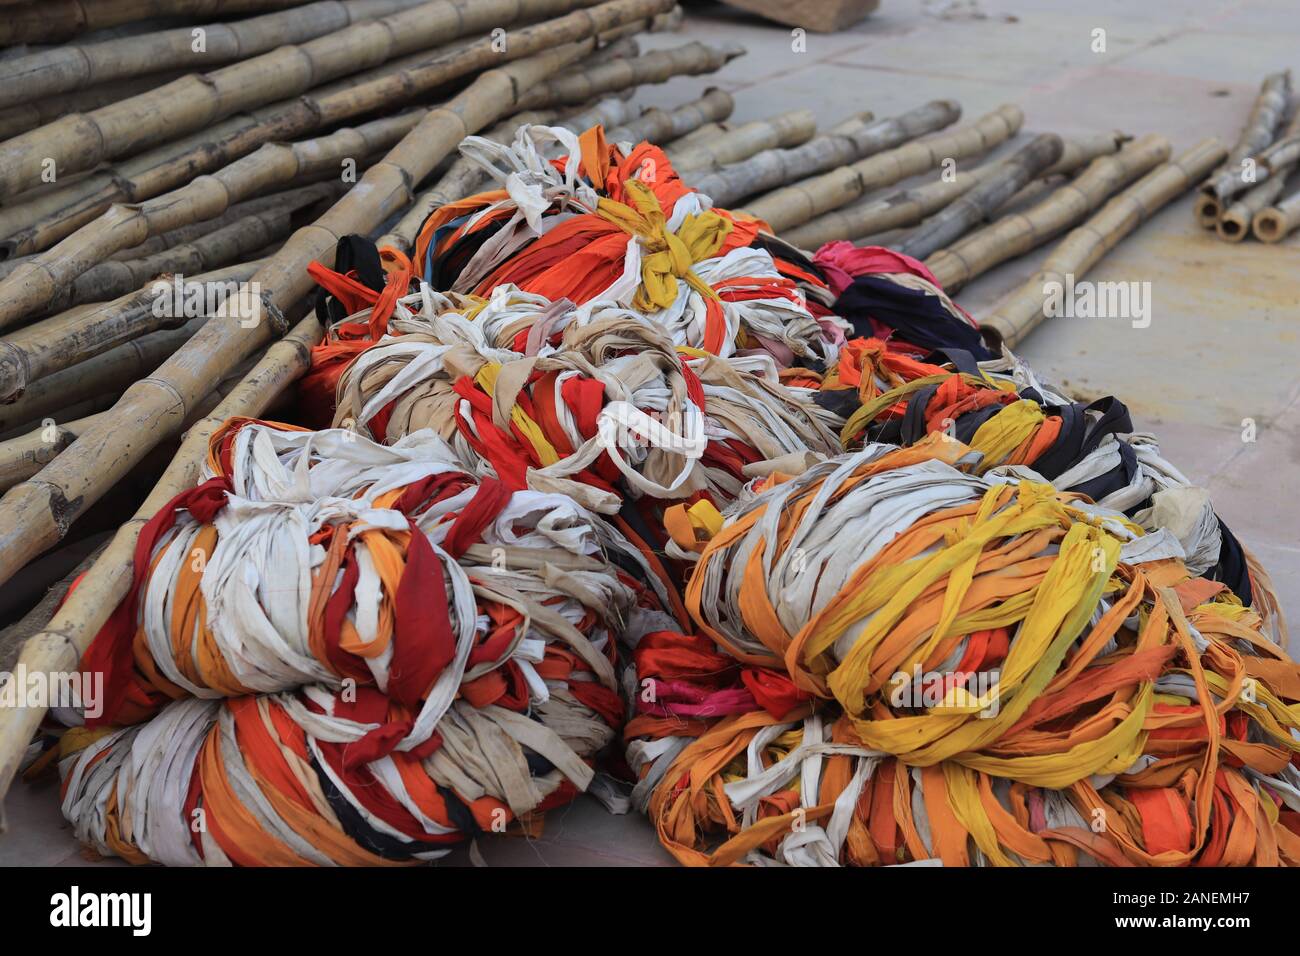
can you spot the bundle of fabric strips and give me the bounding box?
[57,418,680,865]
[408,123,846,366]
[310,285,841,531]
[808,333,1284,638]
[628,437,1300,866]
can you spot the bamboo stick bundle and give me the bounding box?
[0,0,609,201]
[981,138,1227,348]
[781,130,1130,249]
[0,1,670,603]
[925,134,1172,292]
[0,320,204,436]
[892,133,1064,260]
[0,312,324,811]
[0,0,312,46]
[1198,112,1300,225]
[1217,149,1298,242]
[0,0,433,111]
[0,6,694,260]
[606,87,735,143]
[1,262,268,400]
[0,110,429,332]
[667,108,817,173]
[1195,70,1291,224]
[687,101,960,208]
[746,104,1023,234]
[1251,180,1300,242]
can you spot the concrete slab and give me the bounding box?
[2,0,1297,867]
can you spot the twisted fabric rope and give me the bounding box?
[632,439,1300,866]
[60,418,677,864]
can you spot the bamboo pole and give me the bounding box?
[686,101,960,207]
[0,0,311,46]
[664,121,724,151]
[1251,180,1300,242]
[0,5,681,259]
[981,138,1227,348]
[513,40,744,111]
[925,134,1171,292]
[0,0,430,111]
[0,72,185,141]
[668,109,817,173]
[0,0,608,201]
[1196,71,1291,223]
[0,111,426,332]
[746,104,1023,234]
[606,87,735,144]
[0,1,668,598]
[0,262,264,400]
[893,133,1064,260]
[0,321,203,436]
[782,131,1128,249]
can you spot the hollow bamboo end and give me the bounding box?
[1216,211,1250,242]
[1194,194,1221,228]
[1252,208,1286,242]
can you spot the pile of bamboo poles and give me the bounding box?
[1195,70,1300,243]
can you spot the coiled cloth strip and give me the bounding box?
[61,419,678,864]
[629,439,1300,866]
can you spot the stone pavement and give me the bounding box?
[2,0,1296,867]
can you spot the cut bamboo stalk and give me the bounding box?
[606,87,735,144]
[746,104,1023,234]
[781,132,1128,250]
[0,320,203,435]
[0,0,429,111]
[668,109,818,173]
[925,134,1172,292]
[0,359,250,493]
[108,181,343,262]
[688,101,959,208]
[0,541,108,672]
[582,36,640,65]
[981,138,1227,348]
[1252,180,1300,242]
[48,214,296,314]
[0,2,668,602]
[513,40,744,111]
[664,121,725,151]
[0,313,323,820]
[893,133,1064,260]
[0,110,427,332]
[0,262,265,400]
[0,5,686,259]
[0,0,311,46]
[0,0,608,201]
[1196,71,1291,221]
[559,98,642,133]
[0,72,185,141]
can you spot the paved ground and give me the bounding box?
[2,0,1296,866]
